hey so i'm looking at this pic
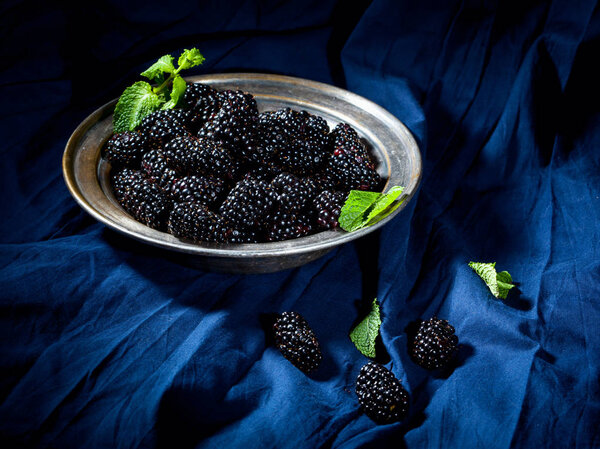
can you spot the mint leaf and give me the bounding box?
[161,75,186,110]
[338,187,405,232]
[177,48,205,70]
[113,81,162,133]
[468,262,515,299]
[338,190,381,232]
[140,55,175,81]
[350,298,381,358]
[365,186,404,226]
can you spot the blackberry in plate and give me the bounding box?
[170,175,226,206]
[219,178,276,229]
[111,168,145,201]
[273,311,322,373]
[168,202,223,242]
[103,131,148,167]
[313,190,347,229]
[198,90,258,151]
[182,82,221,130]
[409,317,459,370]
[271,172,315,212]
[140,110,190,148]
[355,362,409,424]
[140,149,178,190]
[112,169,172,230]
[265,209,314,242]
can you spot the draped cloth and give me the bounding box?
[1,1,599,447]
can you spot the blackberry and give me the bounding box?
[219,178,275,229]
[182,83,221,130]
[307,172,337,192]
[409,317,459,370]
[313,190,347,229]
[265,209,314,242]
[355,362,409,424]
[113,170,172,230]
[259,108,329,175]
[103,131,148,167]
[168,202,222,242]
[141,149,178,190]
[164,136,240,180]
[140,110,189,148]
[327,123,381,191]
[170,175,226,206]
[273,311,322,373]
[198,90,258,151]
[271,173,315,212]
[111,168,145,201]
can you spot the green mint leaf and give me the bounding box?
[177,48,205,71]
[349,298,381,358]
[113,81,163,133]
[140,54,175,81]
[161,75,186,110]
[338,190,381,232]
[338,186,405,232]
[468,262,515,299]
[365,186,405,226]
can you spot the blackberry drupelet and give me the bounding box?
[270,173,315,212]
[198,90,258,151]
[409,317,459,370]
[170,175,226,206]
[113,170,172,230]
[355,362,409,424]
[273,311,322,373]
[265,209,314,242]
[139,110,189,149]
[313,190,347,229]
[182,83,221,130]
[103,131,148,167]
[140,150,178,190]
[168,202,222,242]
[219,178,275,229]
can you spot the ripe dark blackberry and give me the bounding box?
[163,135,240,180]
[355,362,409,424]
[273,312,322,373]
[259,108,329,175]
[270,173,315,212]
[113,170,172,230]
[198,90,258,151]
[409,317,459,370]
[170,175,226,206]
[103,131,148,167]
[182,83,221,130]
[168,202,222,242]
[141,149,178,190]
[265,209,314,242]
[140,110,189,148]
[111,168,145,201]
[313,190,347,229]
[327,123,381,191]
[219,178,275,229]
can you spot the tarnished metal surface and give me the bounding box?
[62,73,422,273]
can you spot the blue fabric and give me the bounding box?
[1,0,599,447]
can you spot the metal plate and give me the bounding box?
[62,73,422,273]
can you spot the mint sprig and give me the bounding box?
[112,48,205,133]
[350,298,381,358]
[468,262,515,299]
[338,186,405,232]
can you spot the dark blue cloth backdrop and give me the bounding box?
[1,0,599,447]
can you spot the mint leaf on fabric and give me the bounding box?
[338,190,381,232]
[113,81,162,133]
[177,48,205,70]
[350,298,382,358]
[161,75,186,110]
[140,55,175,81]
[338,187,405,232]
[468,262,515,299]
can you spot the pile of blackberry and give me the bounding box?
[104,83,382,243]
